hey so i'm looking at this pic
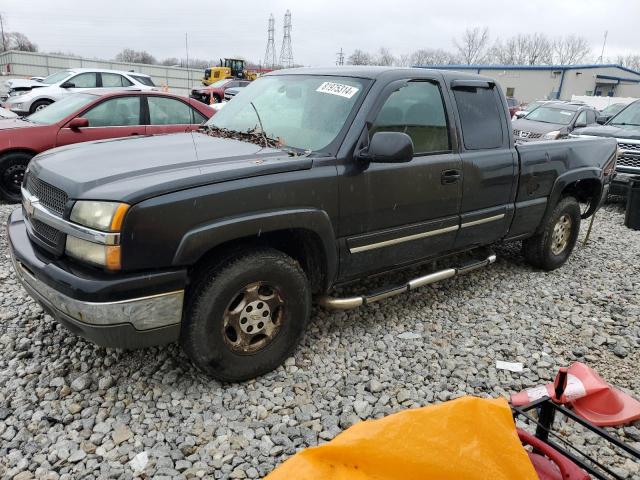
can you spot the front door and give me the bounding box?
[57,96,145,146]
[338,78,462,279]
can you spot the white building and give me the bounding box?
[422,64,640,103]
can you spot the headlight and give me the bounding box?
[543,130,561,140]
[70,201,129,232]
[8,90,23,97]
[65,236,121,270]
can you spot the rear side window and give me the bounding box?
[371,81,450,155]
[453,86,504,150]
[102,73,134,88]
[131,75,155,87]
[148,96,196,124]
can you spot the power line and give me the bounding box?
[336,48,344,66]
[279,10,293,68]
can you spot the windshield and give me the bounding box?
[601,103,625,116]
[41,70,73,85]
[205,75,368,152]
[525,101,544,112]
[608,102,640,125]
[27,93,96,125]
[525,106,575,125]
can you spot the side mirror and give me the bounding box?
[68,117,89,130]
[359,131,414,164]
[60,82,75,89]
[596,115,609,125]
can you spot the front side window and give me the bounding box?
[453,86,504,150]
[206,75,368,152]
[83,97,141,126]
[525,106,575,125]
[371,81,450,154]
[575,111,587,126]
[148,96,195,124]
[102,73,133,88]
[68,72,98,88]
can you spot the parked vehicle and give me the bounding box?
[572,99,640,196]
[190,79,250,104]
[512,100,549,120]
[7,67,616,381]
[223,86,242,101]
[0,107,17,119]
[506,97,520,117]
[598,103,627,124]
[512,102,600,142]
[201,58,258,86]
[1,68,156,115]
[0,91,213,201]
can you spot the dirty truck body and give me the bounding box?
[7,67,617,381]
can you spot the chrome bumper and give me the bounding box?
[10,251,184,331]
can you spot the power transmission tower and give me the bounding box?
[279,10,294,68]
[263,14,276,69]
[336,48,345,66]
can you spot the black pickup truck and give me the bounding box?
[7,67,617,381]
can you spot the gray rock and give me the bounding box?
[70,374,91,392]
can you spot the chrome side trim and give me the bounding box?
[349,224,459,254]
[407,268,456,289]
[22,187,120,245]
[12,257,183,330]
[460,213,505,229]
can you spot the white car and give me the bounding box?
[2,68,156,115]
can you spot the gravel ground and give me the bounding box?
[0,201,639,479]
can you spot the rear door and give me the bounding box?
[56,95,145,146]
[338,76,462,279]
[145,96,208,135]
[449,81,517,249]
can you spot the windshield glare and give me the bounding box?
[205,75,367,152]
[27,93,96,125]
[525,106,574,125]
[609,102,640,125]
[41,70,73,85]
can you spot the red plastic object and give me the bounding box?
[518,429,590,480]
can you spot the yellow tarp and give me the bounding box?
[265,396,538,480]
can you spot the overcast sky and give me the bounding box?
[2,0,639,65]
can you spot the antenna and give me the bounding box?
[336,48,345,66]
[279,10,294,68]
[598,30,608,64]
[263,14,276,69]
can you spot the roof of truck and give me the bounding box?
[268,66,493,82]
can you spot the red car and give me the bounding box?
[190,79,251,104]
[0,90,214,201]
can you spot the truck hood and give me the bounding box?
[512,118,567,135]
[30,132,312,204]
[572,124,640,141]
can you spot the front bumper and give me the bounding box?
[7,208,185,349]
[610,171,638,197]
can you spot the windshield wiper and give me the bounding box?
[610,122,640,126]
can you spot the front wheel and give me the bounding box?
[0,152,33,202]
[181,248,311,382]
[30,99,53,114]
[523,196,581,271]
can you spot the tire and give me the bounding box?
[29,99,53,114]
[0,152,33,202]
[523,196,581,271]
[181,248,311,382]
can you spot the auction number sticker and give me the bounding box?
[316,82,359,99]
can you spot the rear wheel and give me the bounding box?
[30,99,53,114]
[523,196,581,271]
[181,248,311,382]
[0,152,33,202]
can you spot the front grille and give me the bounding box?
[25,175,68,215]
[618,142,640,152]
[617,153,640,169]
[31,218,64,247]
[513,129,542,140]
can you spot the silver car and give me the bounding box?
[2,68,156,115]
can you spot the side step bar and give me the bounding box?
[318,252,496,310]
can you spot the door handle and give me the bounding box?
[441,169,461,184]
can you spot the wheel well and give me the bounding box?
[0,148,38,160]
[561,179,602,217]
[189,229,328,294]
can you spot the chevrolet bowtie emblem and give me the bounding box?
[23,196,36,217]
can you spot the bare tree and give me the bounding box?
[396,53,412,67]
[616,54,640,71]
[553,35,591,65]
[453,27,490,64]
[348,49,373,65]
[410,48,458,66]
[4,32,38,52]
[374,47,396,66]
[490,33,553,65]
[115,48,157,65]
